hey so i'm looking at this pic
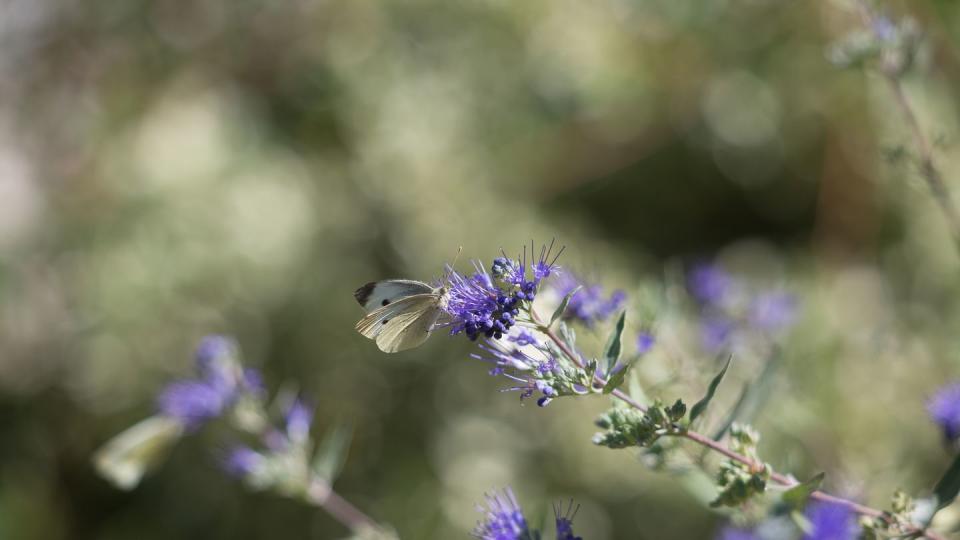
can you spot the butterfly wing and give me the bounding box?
[374,300,444,353]
[354,280,435,312]
[355,293,445,352]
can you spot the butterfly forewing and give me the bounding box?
[354,280,435,312]
[355,293,439,337]
[354,280,447,353]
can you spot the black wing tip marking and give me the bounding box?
[354,282,376,306]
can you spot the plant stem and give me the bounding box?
[855,0,960,256]
[306,480,385,534]
[534,311,946,540]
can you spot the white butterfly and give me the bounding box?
[354,279,450,353]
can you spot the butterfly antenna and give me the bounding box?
[451,246,463,269]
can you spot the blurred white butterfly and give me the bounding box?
[354,279,450,353]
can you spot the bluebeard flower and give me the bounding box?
[223,446,265,477]
[689,263,733,305]
[749,292,797,332]
[636,331,655,355]
[927,382,960,441]
[156,335,260,429]
[871,16,896,42]
[801,501,856,540]
[474,338,561,407]
[551,271,625,327]
[472,488,533,540]
[285,399,313,444]
[554,500,582,540]
[157,381,231,428]
[701,315,736,353]
[509,329,542,347]
[716,526,758,540]
[446,243,561,341]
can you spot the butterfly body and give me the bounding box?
[354,280,448,353]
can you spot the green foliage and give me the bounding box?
[932,452,960,511]
[710,424,770,508]
[689,356,732,423]
[550,286,580,327]
[781,472,824,510]
[312,423,353,486]
[602,311,626,377]
[593,400,687,449]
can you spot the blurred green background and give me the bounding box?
[3,0,960,538]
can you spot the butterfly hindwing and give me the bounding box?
[374,301,444,353]
[354,280,435,313]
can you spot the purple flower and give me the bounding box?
[446,264,518,341]
[473,339,559,407]
[445,243,561,341]
[554,500,582,540]
[749,291,797,332]
[157,380,230,428]
[195,335,236,367]
[552,271,625,327]
[636,331,655,354]
[801,502,856,540]
[689,263,733,305]
[716,526,758,540]
[285,399,313,444]
[223,446,264,477]
[472,488,532,540]
[928,382,960,441]
[509,329,542,347]
[156,335,255,429]
[872,16,896,42]
[701,315,735,352]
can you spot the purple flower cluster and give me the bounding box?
[157,335,262,429]
[223,397,315,480]
[472,488,532,540]
[550,271,625,327]
[472,488,581,540]
[473,338,560,407]
[554,500,583,540]
[688,263,797,352]
[446,243,561,341]
[927,382,960,442]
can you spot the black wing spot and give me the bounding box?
[354,282,376,306]
[381,299,391,306]
[382,319,389,325]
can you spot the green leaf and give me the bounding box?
[550,286,580,327]
[312,422,353,485]
[933,452,960,511]
[603,311,626,376]
[689,355,732,423]
[782,472,825,510]
[602,361,631,394]
[712,349,781,440]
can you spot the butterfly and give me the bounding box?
[354,279,450,353]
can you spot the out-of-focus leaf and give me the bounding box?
[550,286,580,327]
[603,311,626,376]
[933,453,960,511]
[689,355,732,423]
[628,370,648,405]
[782,472,824,509]
[312,422,353,485]
[92,415,185,490]
[712,349,781,440]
